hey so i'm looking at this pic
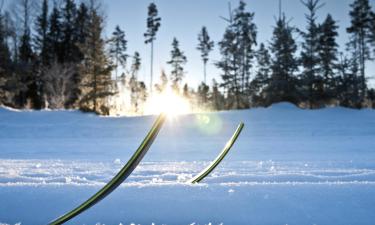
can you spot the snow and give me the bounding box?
[0,104,375,224]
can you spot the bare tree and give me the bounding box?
[43,62,75,109]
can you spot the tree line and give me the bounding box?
[0,0,375,115]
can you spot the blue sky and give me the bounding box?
[104,0,375,88]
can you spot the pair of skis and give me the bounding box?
[48,114,244,225]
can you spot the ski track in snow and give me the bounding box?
[1,103,375,225]
[1,160,375,187]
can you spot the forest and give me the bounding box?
[0,0,375,115]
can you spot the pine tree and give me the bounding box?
[108,25,128,80]
[336,53,362,107]
[209,79,225,110]
[33,0,49,108]
[129,52,141,113]
[249,43,271,105]
[15,0,38,108]
[74,3,89,52]
[79,8,113,114]
[268,14,298,105]
[232,1,257,95]
[34,0,49,65]
[155,69,168,93]
[61,0,78,62]
[47,5,62,62]
[197,26,214,84]
[370,11,375,55]
[144,2,161,92]
[347,0,373,102]
[216,1,257,109]
[167,38,187,93]
[0,12,11,104]
[300,0,325,108]
[318,14,339,101]
[216,27,238,105]
[197,82,209,105]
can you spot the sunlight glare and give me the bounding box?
[144,88,191,117]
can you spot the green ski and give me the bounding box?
[48,114,166,225]
[190,122,244,183]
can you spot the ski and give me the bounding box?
[48,114,166,225]
[189,122,244,183]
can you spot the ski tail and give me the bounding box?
[48,114,166,225]
[189,122,244,184]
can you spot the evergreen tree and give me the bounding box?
[300,0,325,108]
[268,14,298,105]
[16,0,38,108]
[131,51,141,78]
[167,38,187,92]
[232,0,257,95]
[61,0,78,62]
[197,82,209,105]
[74,3,89,54]
[34,0,49,65]
[144,2,161,92]
[347,0,373,102]
[209,79,225,110]
[197,26,214,84]
[155,69,168,93]
[216,27,237,103]
[0,12,11,104]
[216,1,257,109]
[47,5,62,62]
[249,43,271,105]
[33,0,49,108]
[79,8,113,114]
[318,14,339,100]
[129,52,141,113]
[336,53,362,107]
[108,25,128,80]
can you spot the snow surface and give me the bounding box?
[0,103,375,225]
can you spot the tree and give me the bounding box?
[43,62,75,109]
[129,52,141,113]
[108,25,128,80]
[14,0,38,108]
[232,1,257,95]
[129,51,141,113]
[209,79,225,110]
[299,0,325,108]
[197,82,209,105]
[318,14,339,100]
[347,0,373,102]
[268,14,298,105]
[74,2,89,53]
[79,8,113,114]
[249,43,271,105]
[336,53,362,107]
[61,0,78,62]
[130,51,141,79]
[33,0,49,108]
[144,2,161,92]
[0,11,12,104]
[155,69,168,93]
[197,26,214,84]
[47,5,62,62]
[167,38,187,92]
[216,1,257,109]
[34,0,48,64]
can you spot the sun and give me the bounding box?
[143,87,191,117]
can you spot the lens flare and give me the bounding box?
[195,113,223,135]
[143,88,192,117]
